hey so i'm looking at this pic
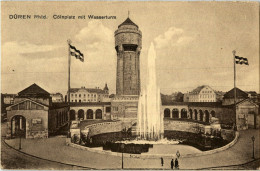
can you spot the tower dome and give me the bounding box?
[118,17,139,29]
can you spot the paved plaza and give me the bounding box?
[2,123,259,169]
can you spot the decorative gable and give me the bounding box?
[7,99,48,111]
[237,99,258,107]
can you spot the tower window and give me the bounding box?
[123,44,137,51]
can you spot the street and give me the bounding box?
[1,138,89,170]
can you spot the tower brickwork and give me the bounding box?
[115,18,142,95]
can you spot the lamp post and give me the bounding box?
[18,128,24,150]
[121,143,125,169]
[251,136,255,159]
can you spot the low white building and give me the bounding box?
[50,93,63,102]
[188,85,217,102]
[68,83,110,103]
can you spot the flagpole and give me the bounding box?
[67,39,71,118]
[232,50,237,130]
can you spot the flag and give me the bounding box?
[235,56,249,65]
[69,44,84,62]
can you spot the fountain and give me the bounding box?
[73,43,232,155]
[137,43,164,140]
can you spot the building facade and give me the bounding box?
[69,84,109,103]
[235,99,259,130]
[188,85,217,102]
[111,95,139,120]
[6,84,69,139]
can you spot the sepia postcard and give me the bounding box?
[1,1,259,170]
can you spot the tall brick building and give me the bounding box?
[115,17,142,95]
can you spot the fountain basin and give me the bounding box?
[80,130,230,154]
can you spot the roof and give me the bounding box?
[246,91,258,96]
[18,83,50,97]
[70,88,106,94]
[162,101,189,106]
[224,98,259,108]
[223,87,248,99]
[187,102,223,108]
[51,93,63,96]
[189,85,213,95]
[162,101,223,108]
[118,17,138,28]
[50,102,69,109]
[70,102,111,107]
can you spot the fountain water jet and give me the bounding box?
[137,43,164,140]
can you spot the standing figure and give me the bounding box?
[176,150,181,158]
[175,158,179,169]
[171,159,174,169]
[161,157,164,166]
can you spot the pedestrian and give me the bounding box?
[176,150,180,158]
[171,158,174,169]
[161,157,164,166]
[175,158,179,169]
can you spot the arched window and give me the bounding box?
[96,109,102,119]
[164,108,170,118]
[189,109,193,119]
[211,110,216,117]
[172,108,179,118]
[78,109,84,120]
[87,109,94,119]
[199,110,204,121]
[194,109,198,120]
[181,109,187,118]
[205,110,210,123]
[70,110,76,120]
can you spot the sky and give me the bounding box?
[1,1,259,96]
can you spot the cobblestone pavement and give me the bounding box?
[1,122,259,169]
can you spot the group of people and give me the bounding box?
[161,150,180,169]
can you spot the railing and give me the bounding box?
[164,118,210,125]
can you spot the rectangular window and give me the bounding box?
[31,102,37,110]
[106,107,111,113]
[71,94,73,97]
[19,102,26,110]
[79,94,81,98]
[75,94,77,97]
[26,101,30,110]
[75,100,77,102]
[84,94,86,97]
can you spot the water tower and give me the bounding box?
[114,17,142,95]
